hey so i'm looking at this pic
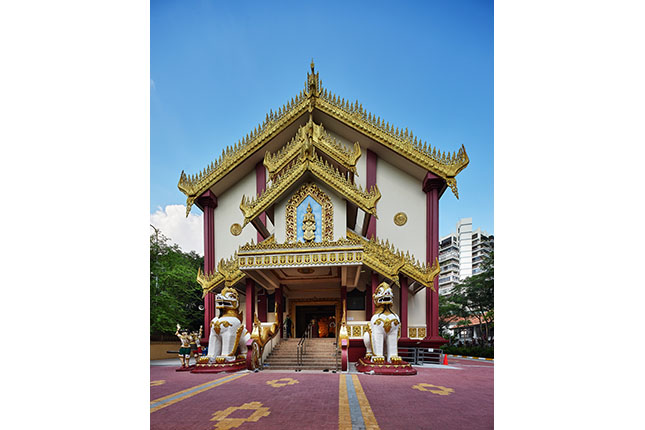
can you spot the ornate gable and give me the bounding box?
[178,61,468,216]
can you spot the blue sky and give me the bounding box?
[151,0,493,246]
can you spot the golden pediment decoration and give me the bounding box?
[179,62,468,215]
[264,118,361,180]
[239,149,380,227]
[285,183,333,243]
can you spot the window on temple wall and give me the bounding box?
[347,288,366,310]
[267,293,275,313]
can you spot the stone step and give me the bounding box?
[267,358,337,363]
[264,365,339,370]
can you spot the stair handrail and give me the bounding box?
[297,321,313,370]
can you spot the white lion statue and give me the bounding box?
[363,282,403,364]
[205,287,251,363]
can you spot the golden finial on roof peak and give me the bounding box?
[311,58,315,72]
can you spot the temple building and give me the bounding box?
[178,62,469,366]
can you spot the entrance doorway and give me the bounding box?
[295,305,336,338]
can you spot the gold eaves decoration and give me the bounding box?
[264,118,361,179]
[239,148,380,227]
[178,61,468,215]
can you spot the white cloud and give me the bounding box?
[150,205,202,255]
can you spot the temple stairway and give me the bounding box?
[264,338,339,371]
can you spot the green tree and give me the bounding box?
[442,252,494,344]
[150,227,204,339]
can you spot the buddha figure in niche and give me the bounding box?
[302,203,316,242]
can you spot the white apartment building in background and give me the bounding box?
[438,218,494,296]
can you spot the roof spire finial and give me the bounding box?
[311,58,315,73]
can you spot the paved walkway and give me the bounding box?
[150,357,493,430]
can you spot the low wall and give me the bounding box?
[151,342,179,360]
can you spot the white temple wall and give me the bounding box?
[407,288,427,326]
[214,171,257,261]
[274,195,287,243]
[375,158,426,262]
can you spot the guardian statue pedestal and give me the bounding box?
[357,282,416,375]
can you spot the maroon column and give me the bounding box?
[276,286,284,338]
[245,278,256,333]
[258,291,267,322]
[197,190,217,340]
[256,162,267,243]
[399,274,409,339]
[366,150,377,239]
[423,173,444,341]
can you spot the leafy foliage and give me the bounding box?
[439,252,494,344]
[150,229,204,338]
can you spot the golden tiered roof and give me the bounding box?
[239,146,380,227]
[264,119,361,179]
[178,61,469,215]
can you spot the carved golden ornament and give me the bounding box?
[240,150,379,227]
[352,326,362,337]
[373,318,399,334]
[285,183,334,243]
[346,230,440,290]
[315,92,467,198]
[211,320,232,335]
[230,223,242,236]
[251,310,280,358]
[301,203,316,242]
[196,255,246,296]
[409,327,417,338]
[264,118,361,179]
[346,230,404,284]
[179,62,466,216]
[393,212,407,226]
[418,327,426,338]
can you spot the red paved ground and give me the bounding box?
[359,364,493,430]
[150,359,493,430]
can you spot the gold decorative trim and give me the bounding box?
[418,327,426,338]
[178,62,468,215]
[285,183,333,243]
[264,118,361,179]
[239,149,380,226]
[393,212,407,226]
[196,267,225,296]
[314,95,466,198]
[238,250,363,269]
[230,223,242,236]
[196,255,246,296]
[347,230,440,290]
[408,327,417,338]
[347,230,404,284]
